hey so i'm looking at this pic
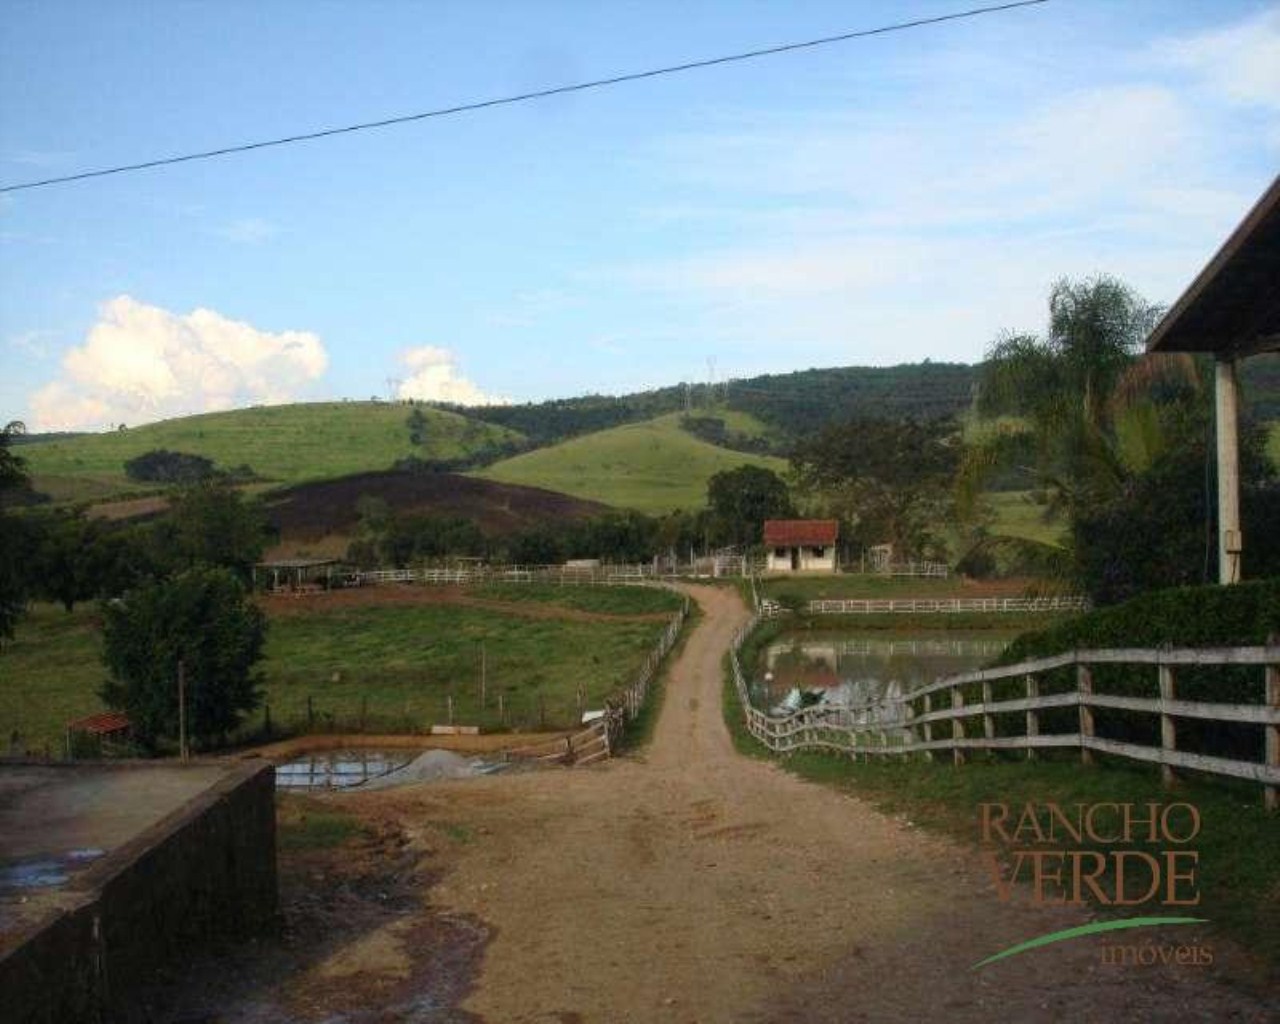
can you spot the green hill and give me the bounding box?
[475,413,788,514]
[20,401,519,499]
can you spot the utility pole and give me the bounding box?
[177,659,189,762]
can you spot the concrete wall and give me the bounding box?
[766,545,836,573]
[0,761,276,1023]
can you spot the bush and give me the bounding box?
[124,449,217,484]
[994,580,1280,760]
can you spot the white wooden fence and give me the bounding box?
[730,616,1280,807]
[807,596,1090,615]
[506,597,690,767]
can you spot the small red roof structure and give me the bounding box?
[763,519,839,547]
[66,711,131,737]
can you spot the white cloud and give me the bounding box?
[29,296,328,430]
[1155,8,1280,111]
[214,218,278,244]
[395,346,507,406]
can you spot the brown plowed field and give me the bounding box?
[264,469,611,544]
[156,585,1273,1023]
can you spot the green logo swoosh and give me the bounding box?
[972,916,1209,969]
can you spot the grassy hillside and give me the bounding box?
[20,402,519,497]
[476,413,788,513]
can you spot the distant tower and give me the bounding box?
[385,377,403,402]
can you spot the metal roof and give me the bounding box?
[1146,174,1280,357]
[66,711,131,735]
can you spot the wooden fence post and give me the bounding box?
[1159,663,1177,788]
[922,693,933,762]
[1264,656,1277,811]
[951,687,965,766]
[1025,675,1039,761]
[982,681,995,745]
[1077,664,1094,766]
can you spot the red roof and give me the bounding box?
[763,519,839,547]
[67,711,131,736]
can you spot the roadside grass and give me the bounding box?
[1,590,677,752]
[20,401,518,492]
[757,574,1053,604]
[1269,422,1280,468]
[470,583,683,616]
[721,630,1280,974]
[277,797,367,850]
[476,412,788,514]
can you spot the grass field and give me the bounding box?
[720,653,1280,972]
[476,412,788,513]
[0,589,679,752]
[985,490,1066,546]
[20,402,519,499]
[1269,422,1280,468]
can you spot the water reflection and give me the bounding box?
[755,632,1012,721]
[275,749,413,790]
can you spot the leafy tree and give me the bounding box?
[100,568,267,750]
[966,275,1163,520]
[792,417,960,559]
[1072,415,1279,604]
[705,465,793,547]
[156,480,270,580]
[0,422,31,640]
[407,406,429,446]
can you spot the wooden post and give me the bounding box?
[922,693,933,762]
[498,691,506,725]
[951,687,965,766]
[1025,675,1038,761]
[480,643,487,708]
[1215,357,1243,585]
[1078,664,1094,766]
[1159,663,1177,788]
[307,695,314,730]
[1264,656,1277,811]
[447,694,454,725]
[177,659,189,762]
[982,680,995,745]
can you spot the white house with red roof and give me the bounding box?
[762,519,839,573]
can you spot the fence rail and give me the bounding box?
[506,597,690,767]
[807,596,1090,615]
[730,616,1280,807]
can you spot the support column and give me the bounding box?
[1216,356,1242,585]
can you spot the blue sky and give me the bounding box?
[2,0,1277,431]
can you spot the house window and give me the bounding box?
[774,548,787,558]
[811,546,826,558]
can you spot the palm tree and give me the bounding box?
[960,275,1169,524]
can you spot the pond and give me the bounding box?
[274,748,415,790]
[753,630,1017,719]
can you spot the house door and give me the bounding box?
[791,548,800,570]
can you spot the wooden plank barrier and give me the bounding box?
[729,618,1280,806]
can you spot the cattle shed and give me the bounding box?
[1145,173,1280,584]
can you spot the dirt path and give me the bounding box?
[178,584,1271,1023]
[320,584,1266,1023]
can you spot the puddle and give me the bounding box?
[0,847,105,892]
[275,749,414,790]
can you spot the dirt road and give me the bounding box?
[180,584,1271,1022]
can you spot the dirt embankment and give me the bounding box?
[160,584,1274,1023]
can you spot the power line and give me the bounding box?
[2,0,1048,194]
